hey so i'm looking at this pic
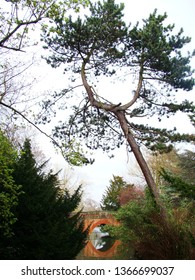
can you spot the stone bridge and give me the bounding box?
[78,211,120,259]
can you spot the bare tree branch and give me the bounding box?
[0,101,60,148]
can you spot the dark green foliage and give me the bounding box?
[108,189,194,260]
[101,175,127,211]
[6,139,88,260]
[159,149,195,203]
[0,131,21,257]
[127,10,194,90]
[42,0,127,75]
[0,131,20,236]
[189,113,195,126]
[160,169,195,202]
[123,9,195,152]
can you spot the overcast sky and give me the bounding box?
[34,0,195,204]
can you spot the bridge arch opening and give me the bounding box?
[89,219,114,234]
[79,211,120,259]
[89,220,116,254]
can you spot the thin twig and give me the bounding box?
[0,101,60,148]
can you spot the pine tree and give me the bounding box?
[101,175,127,211]
[41,0,195,218]
[11,139,87,259]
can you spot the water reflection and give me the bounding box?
[90,226,115,251]
[77,225,120,259]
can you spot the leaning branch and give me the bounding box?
[0,101,60,148]
[0,18,41,49]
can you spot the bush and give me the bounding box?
[108,189,195,260]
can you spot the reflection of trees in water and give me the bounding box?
[99,236,115,252]
[90,226,115,251]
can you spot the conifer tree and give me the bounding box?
[11,139,87,259]
[101,175,127,211]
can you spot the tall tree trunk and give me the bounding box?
[116,110,168,220]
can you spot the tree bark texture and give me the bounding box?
[115,110,167,219]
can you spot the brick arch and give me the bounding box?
[82,211,119,233]
[80,211,120,258]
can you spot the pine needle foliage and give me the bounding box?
[9,139,88,260]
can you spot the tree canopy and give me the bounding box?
[42,2,194,153]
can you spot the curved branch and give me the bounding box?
[81,62,120,112]
[119,66,143,111]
